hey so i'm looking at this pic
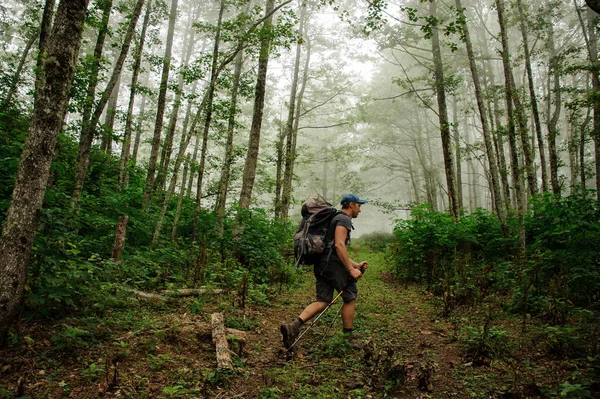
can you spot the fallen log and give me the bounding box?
[131,288,223,300]
[211,313,233,370]
[162,288,223,297]
[131,290,165,300]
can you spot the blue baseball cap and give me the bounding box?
[340,194,367,205]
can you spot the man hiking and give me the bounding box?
[281,193,369,349]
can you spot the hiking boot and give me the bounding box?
[280,322,300,349]
[344,333,369,350]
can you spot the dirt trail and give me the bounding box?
[218,258,466,398]
[2,254,492,398]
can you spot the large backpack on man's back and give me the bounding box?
[293,195,340,267]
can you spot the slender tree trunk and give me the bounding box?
[131,86,147,168]
[70,0,145,213]
[517,0,548,193]
[581,103,591,189]
[34,0,56,94]
[430,0,458,219]
[511,73,538,198]
[4,33,36,105]
[588,8,600,199]
[119,0,151,189]
[144,0,178,205]
[274,122,284,219]
[101,71,121,155]
[455,0,506,229]
[497,0,526,250]
[0,0,90,346]
[452,95,463,212]
[547,21,562,195]
[238,0,276,209]
[215,50,244,233]
[171,154,189,240]
[287,33,311,209]
[155,7,197,191]
[80,0,113,133]
[408,159,421,204]
[192,0,226,236]
[568,106,579,190]
[480,29,510,208]
[281,4,305,220]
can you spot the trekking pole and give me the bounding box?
[318,265,366,346]
[287,266,366,352]
[318,302,343,346]
[286,289,345,352]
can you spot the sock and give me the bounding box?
[293,317,304,329]
[343,327,353,335]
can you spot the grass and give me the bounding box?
[1,246,598,397]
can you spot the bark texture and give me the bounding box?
[0,0,90,345]
[430,0,459,219]
[212,312,233,369]
[111,215,128,260]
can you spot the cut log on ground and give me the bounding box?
[162,288,223,297]
[131,290,165,300]
[131,288,223,301]
[211,312,233,370]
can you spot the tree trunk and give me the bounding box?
[4,33,36,105]
[455,0,506,229]
[119,0,152,189]
[452,95,463,212]
[171,154,189,240]
[70,0,145,214]
[480,28,511,208]
[144,0,178,205]
[101,71,121,155]
[211,313,233,370]
[238,0,276,209]
[131,84,147,169]
[274,123,285,220]
[517,0,548,193]
[497,0,526,250]
[34,0,56,94]
[80,0,113,136]
[588,8,600,199]
[547,19,562,195]
[511,73,538,198]
[111,215,128,259]
[192,0,226,237]
[215,50,244,234]
[280,4,306,220]
[155,7,197,192]
[430,0,458,219]
[0,0,90,346]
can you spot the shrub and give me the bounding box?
[460,325,513,361]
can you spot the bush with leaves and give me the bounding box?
[525,190,600,307]
[389,205,515,302]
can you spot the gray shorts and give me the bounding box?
[313,258,358,303]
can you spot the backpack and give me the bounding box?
[293,195,340,268]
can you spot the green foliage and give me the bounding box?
[539,326,583,357]
[50,324,92,351]
[389,192,600,316]
[354,231,394,252]
[460,325,513,361]
[389,205,514,301]
[525,191,600,307]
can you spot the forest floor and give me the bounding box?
[0,250,594,398]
